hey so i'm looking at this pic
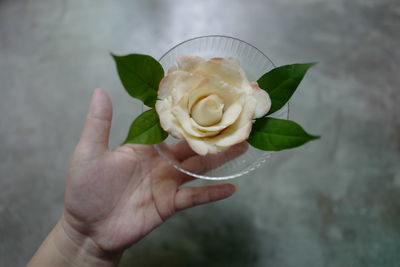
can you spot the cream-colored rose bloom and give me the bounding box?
[155,55,271,155]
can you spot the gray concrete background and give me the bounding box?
[1,0,400,266]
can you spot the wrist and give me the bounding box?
[52,217,122,267]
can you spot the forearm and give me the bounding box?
[28,218,121,267]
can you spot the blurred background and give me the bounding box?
[1,0,399,266]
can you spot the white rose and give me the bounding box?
[155,55,271,155]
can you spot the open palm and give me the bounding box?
[62,89,246,255]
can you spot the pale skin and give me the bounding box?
[28,89,247,266]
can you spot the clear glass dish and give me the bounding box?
[152,35,289,180]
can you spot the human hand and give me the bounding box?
[57,89,247,265]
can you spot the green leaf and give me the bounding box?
[111,53,164,107]
[123,109,168,145]
[257,63,317,115]
[248,117,319,151]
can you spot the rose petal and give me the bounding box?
[191,94,224,126]
[190,96,244,132]
[251,82,271,118]
[177,55,205,72]
[155,99,184,139]
[209,95,257,147]
[187,76,245,132]
[158,71,204,104]
[193,57,249,89]
[214,121,252,147]
[184,134,224,156]
[188,76,243,114]
[172,94,221,138]
[167,66,178,74]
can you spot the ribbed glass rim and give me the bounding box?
[159,35,276,69]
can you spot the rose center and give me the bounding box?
[191,94,224,126]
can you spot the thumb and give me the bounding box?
[78,89,113,157]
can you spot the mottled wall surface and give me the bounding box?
[1,0,400,266]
